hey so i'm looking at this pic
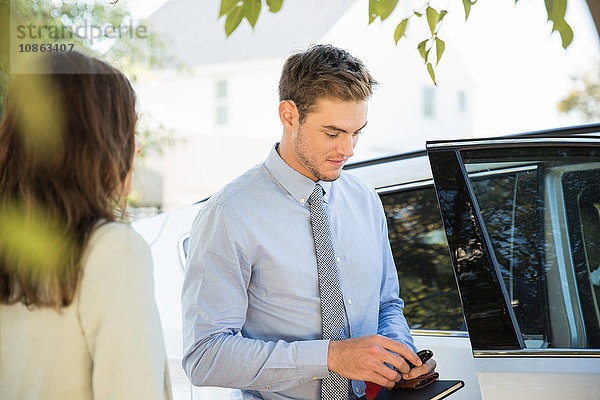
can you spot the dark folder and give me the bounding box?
[374,380,465,400]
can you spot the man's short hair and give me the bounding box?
[278,44,378,123]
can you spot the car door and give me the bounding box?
[426,136,600,399]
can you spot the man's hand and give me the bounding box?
[327,335,422,388]
[401,358,437,381]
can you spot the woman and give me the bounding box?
[0,51,171,399]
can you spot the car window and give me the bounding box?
[578,185,600,304]
[469,166,550,348]
[462,147,600,349]
[562,170,600,346]
[380,186,465,332]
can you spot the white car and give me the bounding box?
[133,124,600,400]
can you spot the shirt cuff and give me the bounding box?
[295,339,330,382]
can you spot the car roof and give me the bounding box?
[346,123,600,170]
[343,123,600,189]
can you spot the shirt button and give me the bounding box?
[347,298,352,305]
[300,198,305,204]
[324,195,328,200]
[336,257,341,263]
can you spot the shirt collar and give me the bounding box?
[265,143,333,206]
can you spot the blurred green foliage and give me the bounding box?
[1,0,11,118]
[558,65,600,121]
[0,0,182,153]
[0,0,185,218]
[135,112,182,160]
[0,200,74,279]
[0,0,186,255]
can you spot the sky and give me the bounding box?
[123,0,600,138]
[125,0,167,19]
[440,0,600,136]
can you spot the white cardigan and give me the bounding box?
[0,223,171,400]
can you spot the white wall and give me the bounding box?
[134,58,284,210]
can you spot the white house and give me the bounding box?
[133,0,474,211]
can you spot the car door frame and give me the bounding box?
[426,136,600,356]
[426,136,600,399]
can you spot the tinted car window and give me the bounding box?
[562,170,600,346]
[470,168,550,347]
[578,185,600,305]
[463,148,600,349]
[380,187,465,331]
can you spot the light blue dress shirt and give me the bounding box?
[182,145,416,400]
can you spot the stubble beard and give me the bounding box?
[293,128,340,182]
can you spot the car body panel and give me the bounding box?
[411,334,482,399]
[473,356,600,400]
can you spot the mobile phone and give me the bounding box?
[393,349,434,373]
[406,349,433,369]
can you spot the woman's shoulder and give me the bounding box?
[81,222,152,278]
[87,222,148,251]
[88,222,147,248]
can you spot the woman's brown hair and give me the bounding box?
[0,51,137,308]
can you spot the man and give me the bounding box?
[182,44,436,400]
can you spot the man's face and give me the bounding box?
[286,98,368,182]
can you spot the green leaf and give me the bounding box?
[394,18,408,44]
[462,0,471,21]
[369,0,399,23]
[414,10,423,17]
[380,0,399,21]
[427,63,437,86]
[418,40,429,63]
[266,0,283,13]
[544,0,572,48]
[439,10,448,22]
[220,0,239,17]
[545,0,566,22]
[224,4,244,36]
[243,0,261,28]
[426,6,440,34]
[555,19,574,48]
[369,0,376,24]
[435,37,445,66]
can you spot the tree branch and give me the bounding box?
[586,0,600,39]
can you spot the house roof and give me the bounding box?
[149,0,356,65]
